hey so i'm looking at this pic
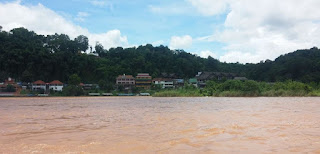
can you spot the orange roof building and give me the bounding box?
[4,78,15,85]
[33,80,46,85]
[135,73,152,89]
[49,80,63,85]
[116,74,135,85]
[49,80,64,92]
[32,80,46,92]
[0,77,19,92]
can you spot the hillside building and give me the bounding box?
[49,80,64,91]
[135,73,152,89]
[0,77,19,92]
[32,80,47,92]
[116,74,135,85]
[153,78,174,89]
[116,74,135,93]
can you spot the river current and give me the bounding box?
[0,97,319,153]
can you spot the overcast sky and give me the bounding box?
[1,0,320,63]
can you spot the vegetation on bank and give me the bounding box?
[1,27,320,87]
[153,80,320,97]
[1,27,320,97]
[17,79,320,97]
[153,84,202,97]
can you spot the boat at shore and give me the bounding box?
[117,93,135,96]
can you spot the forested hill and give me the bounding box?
[246,47,320,82]
[0,27,319,84]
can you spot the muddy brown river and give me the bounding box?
[0,97,319,153]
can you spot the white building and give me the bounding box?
[153,78,174,89]
[32,80,46,91]
[49,80,64,91]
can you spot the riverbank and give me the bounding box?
[152,90,320,97]
[2,91,320,97]
[153,80,320,97]
[2,90,320,97]
[1,80,319,97]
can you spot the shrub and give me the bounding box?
[242,80,260,93]
[6,84,16,92]
[62,85,84,96]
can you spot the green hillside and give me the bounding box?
[1,27,319,85]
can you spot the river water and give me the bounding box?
[0,97,319,153]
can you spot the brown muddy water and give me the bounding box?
[0,97,319,153]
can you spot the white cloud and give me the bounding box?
[89,30,128,50]
[75,12,89,22]
[189,0,320,63]
[199,50,218,59]
[0,1,128,51]
[169,35,193,50]
[188,0,230,16]
[219,51,260,63]
[151,40,165,46]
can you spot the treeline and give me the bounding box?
[203,80,319,97]
[0,27,245,85]
[154,80,320,97]
[246,47,320,82]
[1,27,320,86]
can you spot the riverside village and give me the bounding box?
[0,72,247,97]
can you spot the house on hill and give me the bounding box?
[116,74,135,85]
[196,72,237,88]
[173,79,184,87]
[196,72,236,83]
[135,73,152,89]
[80,83,99,90]
[0,77,19,92]
[49,80,64,91]
[32,80,47,92]
[5,78,16,85]
[188,78,198,87]
[153,78,174,89]
[116,74,135,93]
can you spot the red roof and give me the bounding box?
[49,80,63,85]
[152,78,173,82]
[33,80,46,85]
[137,73,151,77]
[5,78,15,84]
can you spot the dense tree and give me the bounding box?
[75,35,89,52]
[21,70,33,82]
[0,27,320,87]
[95,42,105,56]
[68,74,81,85]
[246,47,320,82]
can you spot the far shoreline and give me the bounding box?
[0,96,319,99]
